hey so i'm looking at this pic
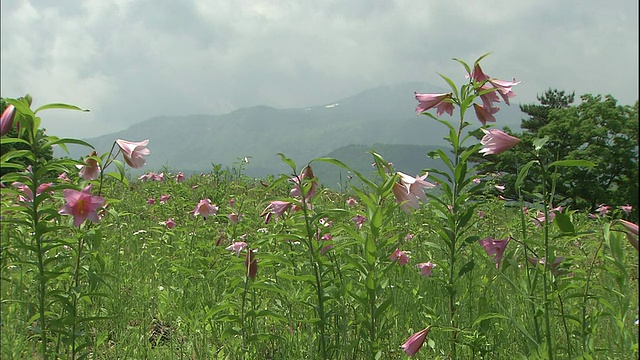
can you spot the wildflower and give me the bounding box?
[260,200,292,224]
[477,210,486,218]
[193,199,218,220]
[472,178,482,184]
[405,233,415,241]
[346,197,358,206]
[390,248,410,266]
[471,63,521,105]
[400,326,431,356]
[1,104,16,136]
[479,128,521,156]
[393,182,420,213]
[478,236,510,269]
[473,103,497,126]
[620,204,633,215]
[58,185,106,227]
[229,198,236,207]
[226,241,247,256]
[147,198,155,205]
[290,165,317,200]
[414,92,454,116]
[159,194,170,204]
[618,219,639,251]
[494,184,505,192]
[77,150,101,180]
[417,261,436,278]
[164,218,176,229]
[175,172,186,182]
[36,182,54,196]
[227,213,242,224]
[12,182,33,202]
[596,204,610,216]
[352,214,366,229]
[245,250,258,278]
[397,172,435,203]
[115,139,150,169]
[320,233,333,255]
[58,172,71,182]
[319,217,333,227]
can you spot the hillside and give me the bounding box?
[62,82,525,178]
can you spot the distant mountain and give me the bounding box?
[63,82,525,178]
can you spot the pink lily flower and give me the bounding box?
[596,204,610,216]
[193,199,218,220]
[471,64,521,105]
[618,219,639,251]
[58,185,106,227]
[401,326,431,356]
[414,92,454,116]
[260,200,293,224]
[77,150,101,180]
[115,139,150,169]
[478,236,510,269]
[346,197,358,207]
[397,172,435,203]
[393,182,420,213]
[1,104,17,136]
[620,204,633,215]
[473,103,497,126]
[290,165,317,200]
[527,256,566,275]
[159,194,171,204]
[417,261,436,279]
[352,214,367,229]
[175,172,186,182]
[164,218,176,229]
[479,129,521,156]
[390,248,410,266]
[226,241,247,256]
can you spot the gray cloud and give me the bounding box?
[1,0,637,139]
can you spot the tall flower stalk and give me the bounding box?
[413,54,521,357]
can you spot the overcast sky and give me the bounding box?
[1,0,638,139]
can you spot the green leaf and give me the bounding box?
[472,312,508,327]
[553,212,575,234]
[548,160,595,168]
[34,103,90,114]
[533,136,549,151]
[515,160,538,190]
[458,259,475,278]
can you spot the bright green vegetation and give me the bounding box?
[2,166,638,359]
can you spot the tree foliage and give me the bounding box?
[478,89,639,213]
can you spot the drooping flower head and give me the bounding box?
[290,165,317,200]
[479,128,521,156]
[393,182,420,213]
[77,150,101,180]
[478,236,510,269]
[1,104,17,137]
[164,218,176,229]
[414,92,454,116]
[417,261,436,279]
[390,248,410,266]
[175,172,186,182]
[193,198,218,220]
[115,139,150,169]
[260,200,293,224]
[471,63,521,106]
[226,241,247,256]
[617,219,639,251]
[245,249,258,278]
[473,103,497,126]
[620,204,633,216]
[400,326,431,356]
[352,214,366,229]
[596,204,610,216]
[397,172,435,203]
[58,185,106,227]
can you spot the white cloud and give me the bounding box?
[1,0,637,139]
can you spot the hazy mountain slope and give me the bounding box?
[64,82,524,177]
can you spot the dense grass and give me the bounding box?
[2,165,638,359]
